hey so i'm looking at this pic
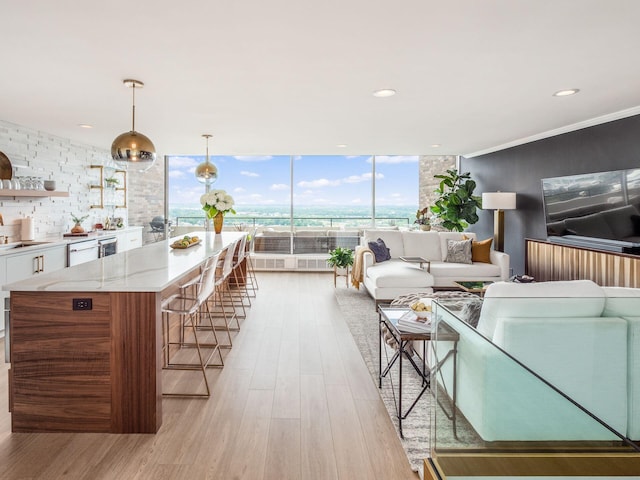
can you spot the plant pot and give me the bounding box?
[71,223,84,234]
[420,225,431,231]
[213,212,224,234]
[333,265,349,288]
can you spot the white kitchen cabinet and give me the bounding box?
[114,227,143,252]
[5,244,67,284]
[125,228,143,251]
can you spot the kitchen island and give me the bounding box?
[3,231,245,433]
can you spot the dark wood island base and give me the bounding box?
[10,291,162,433]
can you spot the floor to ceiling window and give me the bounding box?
[166,154,419,252]
[371,155,420,227]
[293,155,373,228]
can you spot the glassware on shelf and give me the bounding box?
[19,176,32,189]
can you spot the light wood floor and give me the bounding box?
[0,272,417,480]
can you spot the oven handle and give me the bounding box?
[69,244,99,253]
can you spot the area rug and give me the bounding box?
[334,285,432,477]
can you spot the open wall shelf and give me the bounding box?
[90,165,127,209]
[0,189,69,198]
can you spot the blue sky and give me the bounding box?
[167,155,419,208]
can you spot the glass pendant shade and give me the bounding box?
[111,131,156,164]
[195,160,218,184]
[111,79,156,168]
[196,134,218,184]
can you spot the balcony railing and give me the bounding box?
[172,216,412,255]
[174,216,411,228]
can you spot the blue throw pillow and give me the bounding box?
[368,238,391,262]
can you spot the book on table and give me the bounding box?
[397,310,432,333]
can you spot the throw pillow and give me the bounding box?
[368,238,391,262]
[471,237,492,263]
[445,239,472,264]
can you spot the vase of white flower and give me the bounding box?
[200,189,236,234]
[212,212,224,233]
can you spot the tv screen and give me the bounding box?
[541,168,640,246]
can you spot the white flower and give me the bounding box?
[201,189,235,217]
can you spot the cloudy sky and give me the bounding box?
[167,155,419,208]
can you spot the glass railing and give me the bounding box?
[429,295,640,477]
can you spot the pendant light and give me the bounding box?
[195,134,218,185]
[111,79,156,167]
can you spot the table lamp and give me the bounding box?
[482,192,516,252]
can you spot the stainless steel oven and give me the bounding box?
[99,236,118,257]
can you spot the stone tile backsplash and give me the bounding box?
[0,120,124,242]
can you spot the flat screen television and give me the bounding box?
[541,168,640,253]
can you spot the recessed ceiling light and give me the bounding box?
[336,144,347,148]
[553,89,580,97]
[431,144,441,148]
[372,89,397,98]
[78,124,93,129]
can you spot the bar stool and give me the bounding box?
[217,238,243,325]
[204,240,241,348]
[230,234,251,312]
[161,253,222,397]
[245,228,259,295]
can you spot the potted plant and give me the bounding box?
[71,213,89,234]
[327,247,354,287]
[104,177,119,188]
[430,169,481,232]
[414,207,431,231]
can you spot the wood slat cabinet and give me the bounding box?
[525,238,640,287]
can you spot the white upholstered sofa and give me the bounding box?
[360,229,510,302]
[436,280,640,442]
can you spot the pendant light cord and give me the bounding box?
[203,134,212,165]
[131,83,136,132]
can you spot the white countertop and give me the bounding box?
[3,231,245,293]
[0,226,145,257]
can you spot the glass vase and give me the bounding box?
[213,212,224,234]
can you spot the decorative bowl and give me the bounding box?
[410,301,431,318]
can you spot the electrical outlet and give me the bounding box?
[72,298,92,310]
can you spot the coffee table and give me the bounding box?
[453,280,493,296]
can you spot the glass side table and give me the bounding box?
[378,305,459,438]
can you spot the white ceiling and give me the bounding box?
[2,0,640,158]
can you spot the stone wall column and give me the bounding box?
[418,155,457,211]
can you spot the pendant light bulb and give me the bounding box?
[195,134,218,185]
[111,79,156,169]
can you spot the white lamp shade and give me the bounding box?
[482,192,516,210]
